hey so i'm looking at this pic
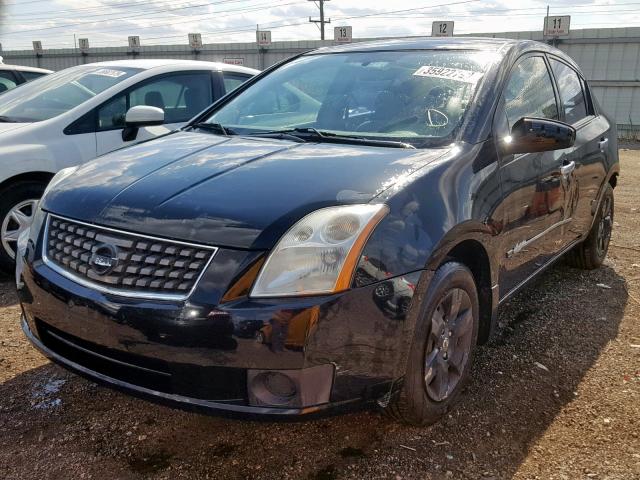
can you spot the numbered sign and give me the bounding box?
[78,38,90,53]
[334,26,353,43]
[188,33,203,49]
[544,15,570,37]
[223,58,245,66]
[128,36,141,51]
[33,40,43,53]
[432,21,454,37]
[257,30,272,47]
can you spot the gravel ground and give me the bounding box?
[1,149,639,480]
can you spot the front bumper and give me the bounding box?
[19,237,425,416]
[21,315,339,416]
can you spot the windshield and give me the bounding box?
[206,50,496,147]
[0,65,141,122]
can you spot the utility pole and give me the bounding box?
[309,0,330,41]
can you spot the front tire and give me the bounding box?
[0,181,46,272]
[385,262,479,426]
[566,184,614,270]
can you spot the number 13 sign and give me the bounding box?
[334,26,352,43]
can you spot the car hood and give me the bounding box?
[0,122,31,134]
[43,131,447,249]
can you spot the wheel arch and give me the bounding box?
[0,171,56,194]
[424,229,499,345]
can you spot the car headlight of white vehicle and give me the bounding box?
[251,204,388,297]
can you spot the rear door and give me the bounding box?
[496,54,569,295]
[95,71,214,156]
[547,56,609,242]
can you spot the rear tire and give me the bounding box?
[0,181,47,272]
[566,184,614,270]
[385,262,479,426]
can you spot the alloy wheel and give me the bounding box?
[1,199,38,260]
[424,288,474,402]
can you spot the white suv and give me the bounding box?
[0,59,258,268]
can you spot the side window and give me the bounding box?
[20,71,47,82]
[0,71,18,93]
[503,56,558,130]
[97,94,127,130]
[549,59,587,124]
[97,72,213,130]
[222,73,251,94]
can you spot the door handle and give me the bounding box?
[560,161,576,176]
[599,138,609,151]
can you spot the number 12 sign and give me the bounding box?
[432,21,454,37]
[544,15,570,37]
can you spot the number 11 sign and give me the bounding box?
[544,15,570,37]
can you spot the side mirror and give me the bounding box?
[122,106,165,142]
[502,117,576,155]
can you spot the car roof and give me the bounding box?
[81,59,259,75]
[311,37,518,54]
[308,37,580,70]
[0,63,53,74]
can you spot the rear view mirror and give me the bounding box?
[503,117,576,155]
[122,106,165,142]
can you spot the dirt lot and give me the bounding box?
[1,149,639,480]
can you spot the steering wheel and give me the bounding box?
[426,108,449,128]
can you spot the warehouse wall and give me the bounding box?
[2,27,639,138]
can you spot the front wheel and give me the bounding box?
[385,262,479,426]
[0,181,47,272]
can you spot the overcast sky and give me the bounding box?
[1,0,639,51]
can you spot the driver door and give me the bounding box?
[496,54,570,295]
[95,71,214,156]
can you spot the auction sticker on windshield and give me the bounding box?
[90,68,128,78]
[413,66,483,84]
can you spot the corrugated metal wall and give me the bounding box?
[2,27,639,137]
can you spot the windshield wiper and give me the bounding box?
[0,116,18,123]
[190,122,236,136]
[248,127,415,149]
[242,129,307,143]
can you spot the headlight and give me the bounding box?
[251,204,388,297]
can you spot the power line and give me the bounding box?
[3,0,300,40]
[2,0,273,34]
[3,0,192,18]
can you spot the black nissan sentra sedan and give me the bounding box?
[17,38,618,425]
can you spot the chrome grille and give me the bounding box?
[44,215,216,299]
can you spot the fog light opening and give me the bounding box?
[250,371,298,406]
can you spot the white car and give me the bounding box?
[0,62,52,93]
[0,59,258,268]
